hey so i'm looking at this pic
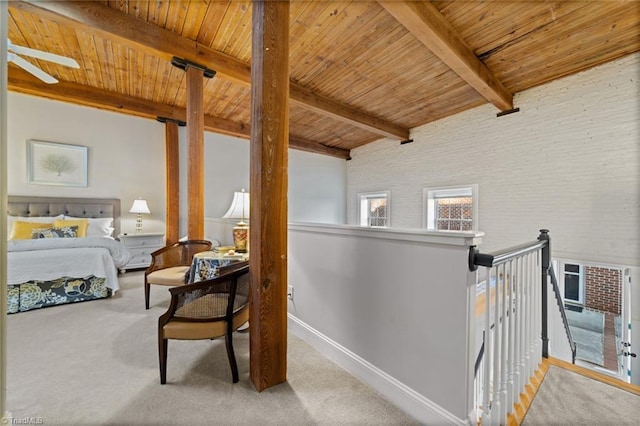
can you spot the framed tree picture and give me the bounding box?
[27,140,88,187]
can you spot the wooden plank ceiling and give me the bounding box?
[7,1,640,159]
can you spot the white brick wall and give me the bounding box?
[347,53,640,266]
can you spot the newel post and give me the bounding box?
[538,229,550,358]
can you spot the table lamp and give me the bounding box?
[129,198,151,233]
[222,189,249,253]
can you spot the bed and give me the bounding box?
[6,196,132,313]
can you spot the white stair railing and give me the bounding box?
[470,230,561,425]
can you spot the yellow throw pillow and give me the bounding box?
[54,219,88,237]
[10,221,54,240]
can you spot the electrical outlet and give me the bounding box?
[287,285,294,301]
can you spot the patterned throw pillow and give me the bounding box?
[9,221,54,240]
[54,219,88,237]
[31,226,79,239]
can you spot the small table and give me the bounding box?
[188,251,249,283]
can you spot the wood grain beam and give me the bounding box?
[164,121,180,245]
[378,1,513,111]
[289,136,350,160]
[289,85,409,140]
[8,67,249,139]
[249,0,289,392]
[13,0,251,84]
[14,0,409,140]
[186,66,204,240]
[10,69,348,159]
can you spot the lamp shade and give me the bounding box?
[222,189,249,221]
[129,199,151,214]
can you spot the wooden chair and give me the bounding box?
[158,262,250,384]
[144,240,212,309]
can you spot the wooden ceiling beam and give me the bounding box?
[289,136,351,160]
[9,68,349,159]
[13,0,252,85]
[378,1,513,111]
[289,85,409,140]
[14,0,410,140]
[9,67,249,138]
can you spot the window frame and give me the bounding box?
[422,184,479,231]
[561,261,585,306]
[357,191,390,228]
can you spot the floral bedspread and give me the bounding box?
[7,276,111,314]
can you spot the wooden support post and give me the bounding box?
[186,65,204,240]
[164,121,180,245]
[249,0,290,392]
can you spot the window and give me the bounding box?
[563,263,584,305]
[358,191,390,227]
[424,185,478,231]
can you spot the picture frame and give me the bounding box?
[27,140,88,187]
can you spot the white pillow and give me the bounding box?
[65,216,114,237]
[7,214,64,239]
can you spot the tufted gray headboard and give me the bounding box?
[7,196,121,237]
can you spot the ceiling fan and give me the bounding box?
[7,38,80,84]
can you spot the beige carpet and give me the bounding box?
[522,365,640,425]
[7,271,418,425]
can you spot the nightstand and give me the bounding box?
[118,232,165,272]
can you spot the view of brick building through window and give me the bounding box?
[585,266,621,315]
[435,196,473,231]
[358,191,389,227]
[368,199,387,227]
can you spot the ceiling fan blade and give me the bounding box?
[8,39,79,69]
[9,53,59,84]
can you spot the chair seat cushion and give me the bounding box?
[147,266,190,286]
[163,306,249,340]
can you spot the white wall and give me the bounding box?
[289,149,346,224]
[288,224,482,424]
[178,129,347,245]
[8,93,347,242]
[347,53,640,267]
[7,93,166,235]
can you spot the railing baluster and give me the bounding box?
[528,252,536,379]
[521,253,528,385]
[482,266,492,426]
[499,263,508,423]
[507,259,515,411]
[514,256,522,403]
[535,251,542,363]
[491,264,502,425]
[522,256,531,383]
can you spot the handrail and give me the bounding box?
[548,263,577,363]
[471,230,552,380]
[469,240,547,271]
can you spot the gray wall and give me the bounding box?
[288,224,480,423]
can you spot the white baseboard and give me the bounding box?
[288,314,468,425]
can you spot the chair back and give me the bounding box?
[147,240,212,273]
[162,264,250,324]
